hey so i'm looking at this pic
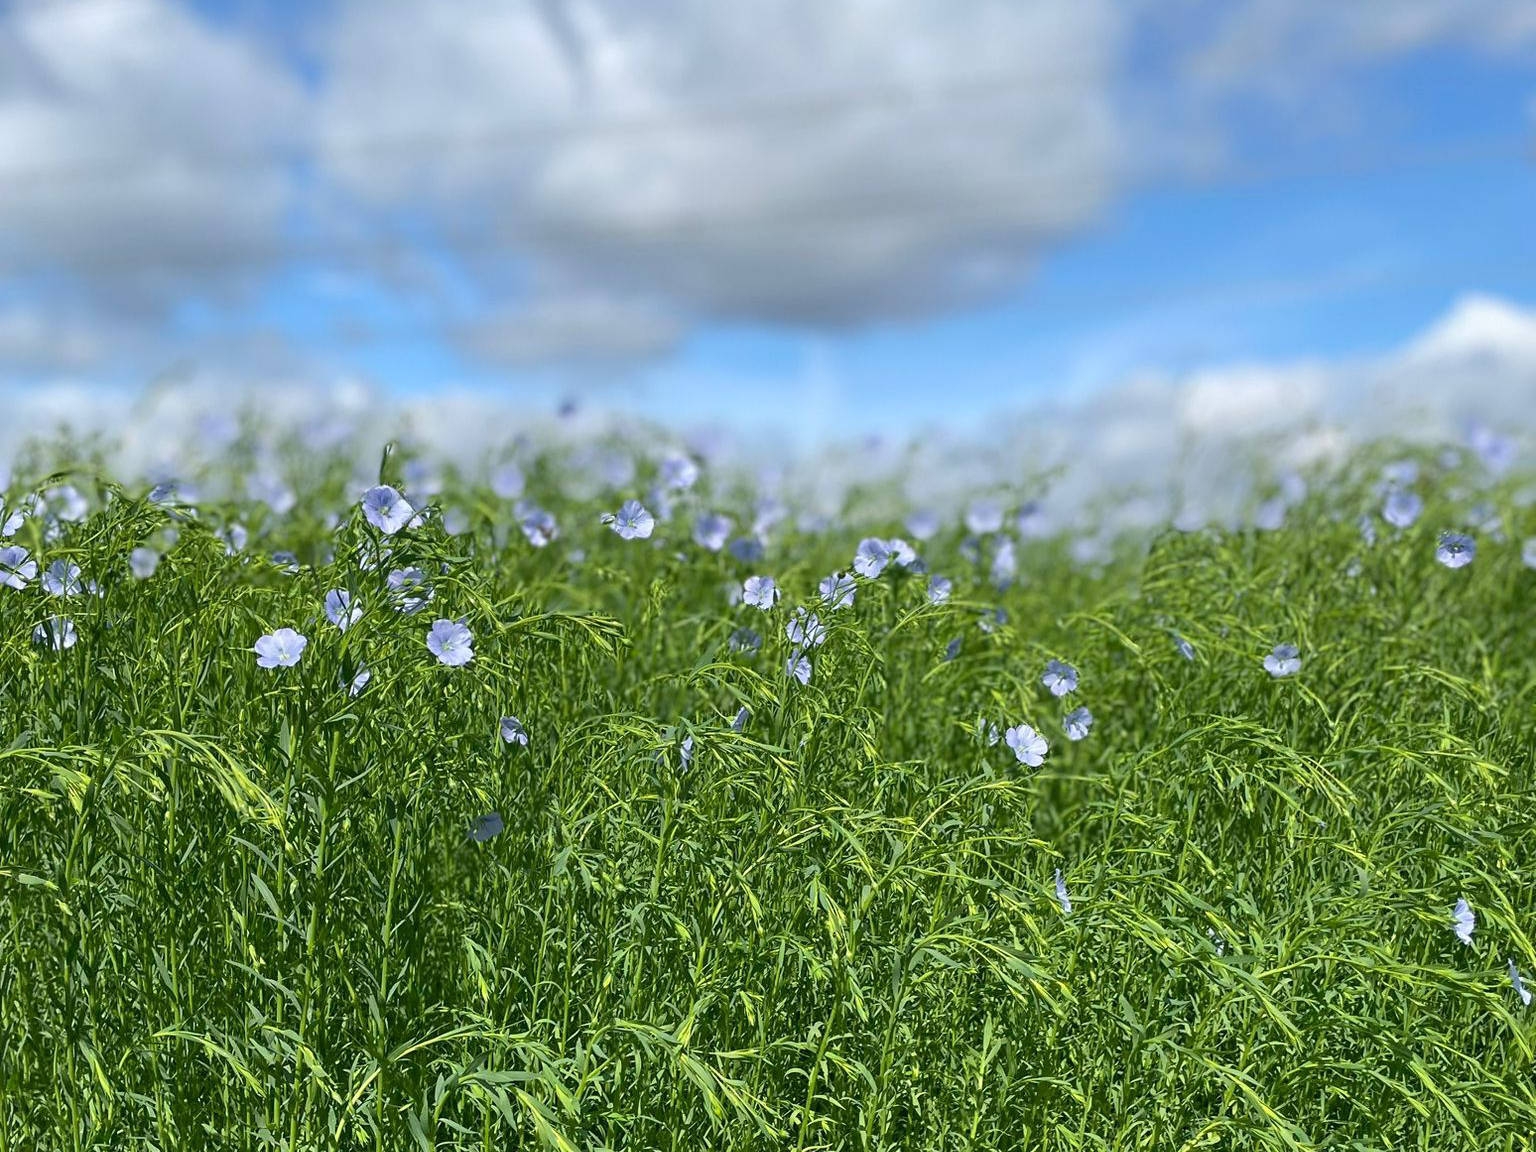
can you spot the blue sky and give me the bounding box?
[3,0,1534,440]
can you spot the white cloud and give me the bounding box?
[0,0,305,307]
[315,0,1122,351]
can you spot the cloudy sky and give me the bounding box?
[1,0,1534,441]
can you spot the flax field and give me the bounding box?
[1,433,1534,1151]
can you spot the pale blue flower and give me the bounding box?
[469,812,504,842]
[254,627,307,669]
[128,547,159,579]
[361,485,414,535]
[730,536,765,563]
[978,606,1008,633]
[742,575,779,609]
[43,484,87,523]
[271,551,300,574]
[1453,898,1475,946]
[325,588,361,630]
[1005,724,1048,767]
[786,650,812,685]
[427,618,474,666]
[1174,634,1196,661]
[728,627,762,655]
[786,608,826,648]
[1041,659,1078,697]
[991,538,1016,587]
[42,559,81,597]
[732,706,749,732]
[965,500,1003,535]
[1358,515,1378,546]
[223,523,248,554]
[0,545,36,589]
[1510,959,1532,1007]
[905,509,939,541]
[1254,497,1286,531]
[1382,460,1419,487]
[1470,425,1515,475]
[1,501,27,536]
[1382,489,1422,529]
[679,734,694,768]
[348,666,371,696]
[442,508,469,536]
[33,616,76,650]
[820,572,855,610]
[248,473,295,515]
[886,538,917,567]
[753,497,787,537]
[853,537,891,579]
[1264,643,1301,678]
[491,462,525,499]
[1054,868,1072,914]
[694,513,732,552]
[1063,706,1093,742]
[500,716,528,746]
[1435,532,1475,569]
[1016,502,1048,539]
[927,575,952,604]
[604,499,654,540]
[660,452,699,491]
[944,637,962,661]
[387,567,433,614]
[520,507,558,547]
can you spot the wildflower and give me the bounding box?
[33,616,76,650]
[1054,868,1072,914]
[491,462,525,499]
[1382,489,1422,529]
[43,484,87,522]
[520,507,558,547]
[1005,724,1048,767]
[442,508,469,536]
[927,575,952,604]
[128,547,159,579]
[254,627,307,669]
[886,538,917,567]
[905,509,939,541]
[1,501,27,536]
[1264,644,1302,678]
[603,499,654,540]
[1063,706,1093,742]
[944,637,962,661]
[41,560,82,597]
[786,608,827,648]
[728,627,762,655]
[427,619,474,667]
[1452,898,1475,946]
[679,734,694,768]
[1383,460,1419,487]
[991,538,1016,587]
[248,473,295,515]
[1207,926,1226,955]
[1255,497,1286,531]
[1436,532,1475,569]
[1016,502,1048,538]
[732,706,749,732]
[965,500,1003,535]
[660,452,699,491]
[387,567,433,614]
[820,572,855,610]
[1357,515,1377,546]
[469,812,504,843]
[753,497,787,537]
[223,523,248,554]
[729,536,765,563]
[694,513,732,552]
[499,716,528,746]
[853,537,891,579]
[1041,659,1078,698]
[742,575,779,610]
[360,485,414,535]
[348,667,371,696]
[0,545,36,589]
[1470,425,1515,475]
[1174,635,1195,661]
[786,650,812,685]
[325,589,359,630]
[1510,958,1532,1007]
[1524,538,1536,571]
[271,551,300,574]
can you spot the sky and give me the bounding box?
[1,0,1535,445]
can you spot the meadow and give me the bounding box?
[0,432,1533,1150]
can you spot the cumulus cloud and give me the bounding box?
[315,0,1122,352]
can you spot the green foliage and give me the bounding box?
[0,448,1533,1150]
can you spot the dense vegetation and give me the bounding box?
[1,435,1533,1150]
